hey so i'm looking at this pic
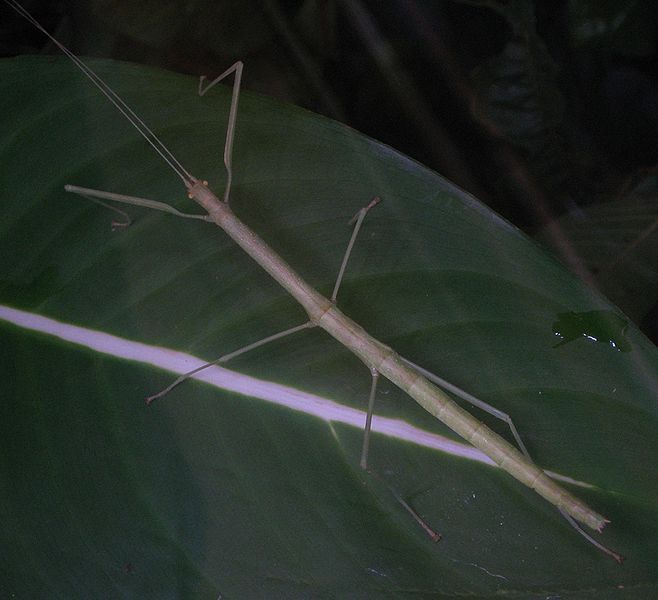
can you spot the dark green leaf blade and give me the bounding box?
[1,57,656,598]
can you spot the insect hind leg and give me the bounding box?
[359,366,441,543]
[402,357,623,561]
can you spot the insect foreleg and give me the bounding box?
[73,193,132,230]
[198,61,244,204]
[64,184,212,222]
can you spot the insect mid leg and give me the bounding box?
[331,196,382,304]
[145,321,314,404]
[330,198,439,540]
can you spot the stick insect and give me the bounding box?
[5,0,622,563]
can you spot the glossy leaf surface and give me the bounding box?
[1,57,656,598]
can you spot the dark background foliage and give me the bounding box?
[2,0,657,338]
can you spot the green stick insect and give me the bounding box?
[5,0,622,563]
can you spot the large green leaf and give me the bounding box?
[1,57,656,598]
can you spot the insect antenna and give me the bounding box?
[5,0,194,186]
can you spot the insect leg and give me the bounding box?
[402,357,622,560]
[146,321,314,405]
[560,510,623,564]
[331,196,381,304]
[77,195,132,230]
[360,367,441,542]
[65,184,212,222]
[360,368,379,469]
[198,62,244,204]
[366,468,442,543]
[328,198,439,540]
[401,357,530,459]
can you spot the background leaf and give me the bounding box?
[1,57,657,598]
[536,172,658,330]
